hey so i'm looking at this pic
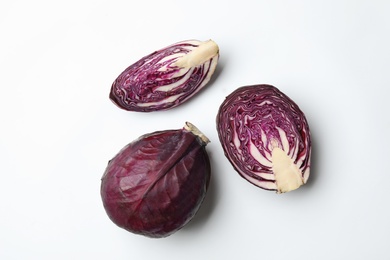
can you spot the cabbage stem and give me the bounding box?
[173,40,219,68]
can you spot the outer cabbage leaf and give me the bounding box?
[101,124,211,237]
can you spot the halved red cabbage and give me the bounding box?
[110,39,219,112]
[216,84,311,193]
[100,122,211,238]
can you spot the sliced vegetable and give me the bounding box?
[100,122,211,238]
[110,39,219,112]
[216,84,311,193]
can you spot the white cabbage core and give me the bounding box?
[173,40,219,68]
[271,147,304,193]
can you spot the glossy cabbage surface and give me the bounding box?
[216,84,311,193]
[100,124,211,238]
[110,39,219,112]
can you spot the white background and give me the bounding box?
[1,0,390,259]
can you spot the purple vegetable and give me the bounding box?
[100,122,211,238]
[110,39,219,112]
[216,84,311,193]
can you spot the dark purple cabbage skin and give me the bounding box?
[100,128,211,238]
[216,84,311,192]
[110,41,218,112]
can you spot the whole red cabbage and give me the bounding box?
[110,39,219,112]
[216,84,311,193]
[100,122,211,238]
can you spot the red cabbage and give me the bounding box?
[216,84,311,193]
[100,122,211,238]
[110,39,219,112]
